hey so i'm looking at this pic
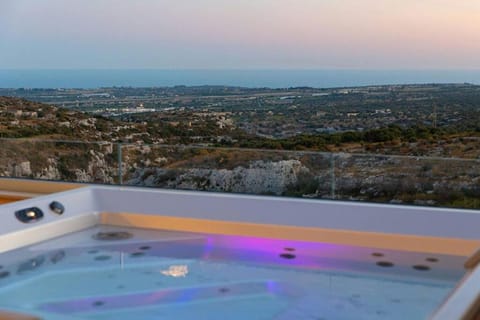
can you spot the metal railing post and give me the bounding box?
[117,143,123,185]
[331,154,336,200]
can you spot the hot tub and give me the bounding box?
[0,185,479,319]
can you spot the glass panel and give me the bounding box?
[0,137,479,209]
[0,139,120,184]
[121,145,333,198]
[334,153,480,209]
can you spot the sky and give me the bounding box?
[1,0,480,69]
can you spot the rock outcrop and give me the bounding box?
[127,160,310,195]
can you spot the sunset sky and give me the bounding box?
[1,0,479,69]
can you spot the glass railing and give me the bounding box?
[0,138,120,184]
[1,138,479,209]
[332,153,480,208]
[120,144,333,197]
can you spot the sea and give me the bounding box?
[1,69,480,89]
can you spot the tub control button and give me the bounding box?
[15,207,44,223]
[49,201,65,215]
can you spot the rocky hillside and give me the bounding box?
[1,96,480,209]
[127,160,315,195]
[0,96,148,142]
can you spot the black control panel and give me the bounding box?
[15,207,44,223]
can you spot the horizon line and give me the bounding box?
[2,68,480,72]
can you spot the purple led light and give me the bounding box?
[196,234,352,271]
